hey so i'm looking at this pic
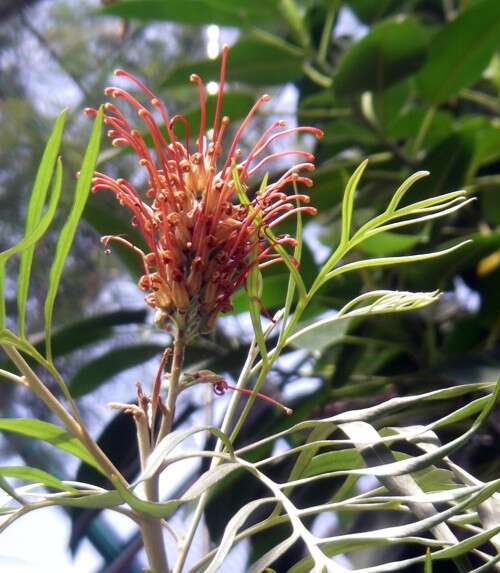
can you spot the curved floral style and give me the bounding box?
[86,46,323,335]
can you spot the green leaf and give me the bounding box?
[32,309,148,360]
[360,231,424,257]
[341,160,368,246]
[290,315,351,352]
[346,0,402,23]
[100,0,281,27]
[334,19,428,96]
[471,125,500,172]
[68,344,164,398]
[43,107,103,362]
[386,108,454,150]
[0,466,77,493]
[417,0,500,104]
[163,38,303,87]
[17,110,66,339]
[0,419,99,470]
[0,160,63,330]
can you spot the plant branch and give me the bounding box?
[1,344,129,488]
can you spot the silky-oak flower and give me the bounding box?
[86,46,322,335]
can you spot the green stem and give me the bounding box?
[318,6,336,66]
[279,0,310,49]
[412,106,436,156]
[302,62,333,88]
[135,372,170,572]
[157,319,186,445]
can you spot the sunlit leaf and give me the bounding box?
[43,107,103,361]
[0,419,99,470]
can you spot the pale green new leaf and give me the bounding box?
[340,159,368,247]
[17,110,66,339]
[323,241,471,283]
[44,107,103,361]
[138,426,234,483]
[0,159,63,330]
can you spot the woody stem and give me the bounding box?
[136,411,170,573]
[137,318,187,573]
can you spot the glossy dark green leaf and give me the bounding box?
[411,132,476,200]
[481,189,500,226]
[334,19,428,96]
[346,0,402,23]
[30,309,148,360]
[386,108,454,150]
[163,39,303,87]
[418,0,500,104]
[68,344,164,398]
[100,0,281,27]
[471,125,500,171]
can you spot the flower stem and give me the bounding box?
[157,318,186,445]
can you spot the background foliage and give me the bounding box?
[0,0,499,571]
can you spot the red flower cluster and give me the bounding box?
[87,46,322,334]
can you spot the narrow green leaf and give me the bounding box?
[385,170,430,214]
[206,498,276,573]
[117,463,241,519]
[0,419,99,470]
[17,110,66,339]
[0,466,77,493]
[340,159,368,247]
[44,107,103,362]
[0,160,64,330]
[324,240,471,283]
[418,0,500,104]
[138,426,234,483]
